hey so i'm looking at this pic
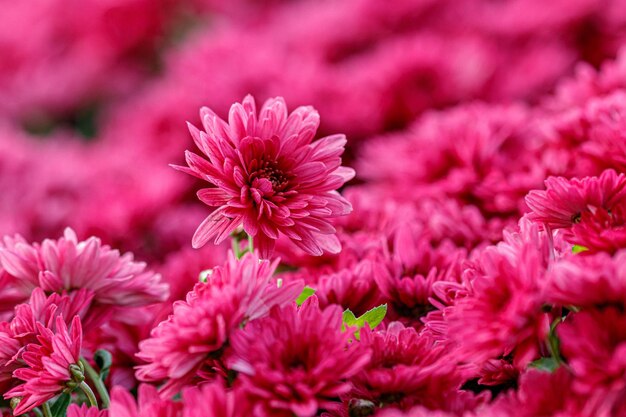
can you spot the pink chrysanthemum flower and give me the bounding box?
[5,316,83,415]
[0,228,168,314]
[525,169,626,230]
[182,381,250,417]
[0,288,92,392]
[0,326,21,393]
[109,384,182,417]
[545,250,626,308]
[9,288,93,340]
[229,297,370,417]
[176,95,355,257]
[136,251,302,395]
[348,322,461,412]
[67,404,108,417]
[558,307,626,395]
[446,234,550,367]
[377,224,467,325]
[526,170,626,252]
[313,259,385,317]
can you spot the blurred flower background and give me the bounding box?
[2,0,626,261]
[4,0,626,415]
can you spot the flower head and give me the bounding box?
[182,381,250,417]
[525,169,626,230]
[445,226,550,366]
[0,228,168,317]
[5,316,83,415]
[136,251,303,395]
[489,368,582,417]
[67,404,108,417]
[558,307,626,395]
[0,288,91,393]
[109,384,182,417]
[545,250,626,308]
[349,322,461,411]
[229,296,370,417]
[176,95,355,257]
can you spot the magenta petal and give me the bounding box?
[192,208,233,248]
[197,188,231,206]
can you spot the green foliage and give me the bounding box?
[342,304,387,339]
[296,287,316,306]
[50,393,71,417]
[94,349,112,382]
[529,357,559,372]
[572,245,588,254]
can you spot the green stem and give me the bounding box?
[547,318,564,365]
[247,234,254,253]
[80,358,110,408]
[41,402,53,417]
[231,232,254,259]
[33,408,44,417]
[79,381,98,408]
[231,235,241,258]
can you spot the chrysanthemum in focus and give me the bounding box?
[176,95,355,257]
[525,169,626,230]
[349,322,461,412]
[0,228,168,320]
[136,251,302,395]
[229,296,370,417]
[5,316,83,415]
[445,226,550,367]
[0,288,92,392]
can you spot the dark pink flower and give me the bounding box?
[474,358,519,388]
[9,288,93,341]
[579,91,626,174]
[0,228,168,315]
[109,384,182,417]
[348,322,461,412]
[525,169,626,230]
[569,204,626,253]
[445,228,550,367]
[136,251,302,395]
[176,95,354,257]
[489,368,584,417]
[67,404,108,417]
[558,307,626,395]
[377,224,467,325]
[182,381,250,417]
[0,326,21,393]
[545,250,626,308]
[374,407,457,417]
[229,297,370,417]
[356,103,542,219]
[314,259,385,317]
[0,288,92,392]
[5,316,83,415]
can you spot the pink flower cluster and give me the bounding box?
[2,0,626,416]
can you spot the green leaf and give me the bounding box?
[342,309,359,329]
[529,357,559,372]
[342,304,388,339]
[572,245,588,254]
[50,393,71,417]
[296,287,316,306]
[359,304,387,330]
[94,349,113,382]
